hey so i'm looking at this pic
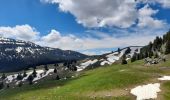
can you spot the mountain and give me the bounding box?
[0,37,87,72]
[76,46,142,71]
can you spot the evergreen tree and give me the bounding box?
[44,65,49,71]
[56,75,60,80]
[54,68,57,73]
[145,52,149,58]
[16,73,23,80]
[154,53,159,58]
[23,70,27,77]
[165,39,170,54]
[137,54,140,60]
[1,73,6,80]
[148,42,153,50]
[27,75,34,85]
[32,69,37,77]
[125,47,131,54]
[0,82,4,90]
[131,54,136,62]
[149,51,153,58]
[117,48,121,54]
[6,84,9,88]
[121,54,127,65]
[18,81,23,87]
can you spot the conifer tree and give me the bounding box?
[131,55,136,62]
[1,73,6,80]
[32,69,37,77]
[165,39,170,54]
[17,73,23,80]
[56,75,60,80]
[6,84,9,88]
[23,70,27,77]
[27,75,34,85]
[118,48,121,54]
[44,65,49,71]
[54,68,57,73]
[121,54,127,65]
[0,82,4,90]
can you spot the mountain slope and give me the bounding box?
[0,37,87,72]
[2,56,170,100]
[76,46,142,71]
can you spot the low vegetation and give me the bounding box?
[1,55,170,100]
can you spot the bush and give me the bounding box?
[18,81,23,87]
[6,84,9,88]
[56,75,60,80]
[122,59,127,65]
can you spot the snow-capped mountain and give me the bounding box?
[76,46,142,71]
[0,37,87,72]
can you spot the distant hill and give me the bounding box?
[0,37,87,72]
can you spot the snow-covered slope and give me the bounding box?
[76,46,142,71]
[0,37,87,72]
[100,46,141,66]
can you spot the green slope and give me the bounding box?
[1,58,170,100]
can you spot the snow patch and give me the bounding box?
[158,76,170,81]
[77,59,98,71]
[130,83,161,100]
[100,61,111,66]
[16,47,23,53]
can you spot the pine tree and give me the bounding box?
[18,81,23,87]
[154,53,159,58]
[32,69,37,77]
[54,68,57,73]
[27,75,34,85]
[17,73,23,80]
[6,84,9,88]
[125,47,131,54]
[131,54,136,62]
[165,39,170,54]
[1,73,6,80]
[121,54,127,65]
[56,75,60,80]
[44,65,49,71]
[118,48,121,54]
[23,70,27,77]
[145,52,149,58]
[0,82,4,90]
[149,51,153,58]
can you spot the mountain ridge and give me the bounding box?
[0,36,87,72]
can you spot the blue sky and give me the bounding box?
[0,0,170,55]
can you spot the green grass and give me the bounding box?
[163,81,170,100]
[1,59,170,100]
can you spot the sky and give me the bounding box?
[0,0,170,55]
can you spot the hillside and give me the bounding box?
[1,54,170,100]
[0,37,87,72]
[1,31,170,100]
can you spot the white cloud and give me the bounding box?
[42,0,137,28]
[0,24,39,41]
[138,4,167,29]
[0,25,167,55]
[138,0,170,8]
[41,0,169,30]
[38,29,162,51]
[41,30,61,42]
